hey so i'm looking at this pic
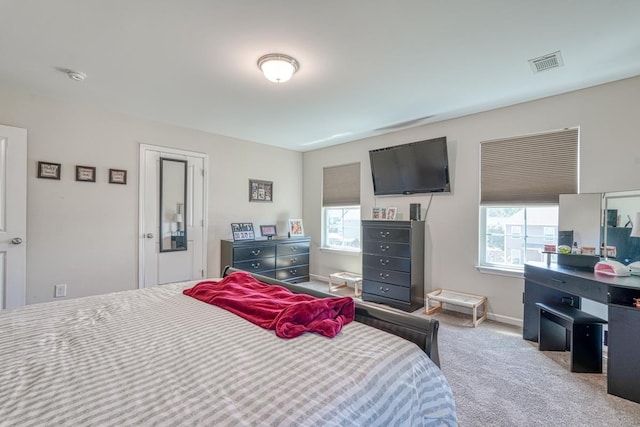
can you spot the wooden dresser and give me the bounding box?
[361,220,425,312]
[220,237,310,283]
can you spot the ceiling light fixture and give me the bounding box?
[257,53,299,83]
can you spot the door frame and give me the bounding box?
[138,144,208,288]
[0,124,27,308]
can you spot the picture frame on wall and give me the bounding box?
[249,179,273,202]
[231,222,255,241]
[288,219,304,237]
[37,161,61,180]
[76,165,96,182]
[109,169,127,184]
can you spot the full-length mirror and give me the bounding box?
[159,158,187,252]
[602,190,640,264]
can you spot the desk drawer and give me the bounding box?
[525,268,608,304]
[363,280,410,301]
[234,257,276,273]
[363,227,410,243]
[276,241,310,256]
[363,254,410,272]
[363,266,410,287]
[276,254,309,269]
[363,241,410,258]
[233,245,276,262]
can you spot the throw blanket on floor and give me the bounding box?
[183,272,354,338]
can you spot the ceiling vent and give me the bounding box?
[529,51,564,73]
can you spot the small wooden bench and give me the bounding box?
[426,289,487,327]
[535,302,608,373]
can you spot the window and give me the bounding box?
[480,205,558,268]
[323,206,361,250]
[479,128,577,271]
[322,163,361,251]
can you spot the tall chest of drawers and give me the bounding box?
[361,220,425,312]
[220,237,310,283]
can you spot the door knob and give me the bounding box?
[11,237,23,245]
[146,233,154,238]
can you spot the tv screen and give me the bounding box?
[369,137,450,196]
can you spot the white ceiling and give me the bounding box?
[2,1,640,152]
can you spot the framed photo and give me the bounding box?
[260,224,277,239]
[109,169,127,184]
[76,165,96,182]
[37,161,61,180]
[372,207,386,219]
[386,207,397,220]
[249,179,273,202]
[288,219,304,237]
[231,222,255,241]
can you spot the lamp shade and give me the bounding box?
[257,53,299,83]
[175,214,183,223]
[631,212,640,238]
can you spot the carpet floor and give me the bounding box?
[298,281,640,426]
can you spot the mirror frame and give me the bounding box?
[602,190,640,263]
[159,157,188,252]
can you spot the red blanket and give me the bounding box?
[183,272,355,338]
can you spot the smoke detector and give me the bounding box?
[529,51,564,73]
[56,67,86,82]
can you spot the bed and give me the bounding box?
[0,267,457,426]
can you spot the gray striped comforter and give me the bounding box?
[0,282,457,426]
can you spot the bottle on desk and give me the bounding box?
[572,242,581,255]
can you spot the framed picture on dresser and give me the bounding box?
[231,222,255,241]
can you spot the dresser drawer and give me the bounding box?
[363,254,411,272]
[363,240,411,258]
[234,257,276,273]
[362,227,410,243]
[233,245,276,262]
[276,253,309,269]
[276,265,310,282]
[363,266,411,287]
[276,241,310,256]
[363,280,410,301]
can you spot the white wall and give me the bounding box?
[303,76,640,324]
[0,89,302,304]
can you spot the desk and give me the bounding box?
[524,262,640,403]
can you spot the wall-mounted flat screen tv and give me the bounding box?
[369,136,450,196]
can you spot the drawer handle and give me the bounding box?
[379,286,390,293]
[251,262,261,269]
[379,245,390,252]
[289,269,297,275]
[290,246,298,252]
[251,249,261,256]
[379,273,389,279]
[551,277,566,284]
[379,258,389,266]
[291,257,298,264]
[379,231,390,238]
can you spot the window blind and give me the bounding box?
[323,162,360,206]
[480,128,578,204]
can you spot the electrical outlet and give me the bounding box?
[54,284,67,298]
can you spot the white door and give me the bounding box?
[139,145,208,288]
[0,125,27,309]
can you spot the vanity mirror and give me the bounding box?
[159,158,188,252]
[602,190,640,264]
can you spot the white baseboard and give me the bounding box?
[309,274,329,283]
[435,303,523,328]
[309,274,524,328]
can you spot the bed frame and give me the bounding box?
[222,266,440,367]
